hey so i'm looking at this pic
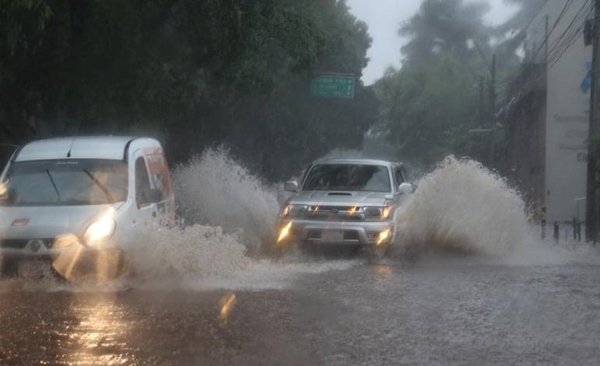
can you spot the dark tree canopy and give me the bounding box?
[0,0,376,180]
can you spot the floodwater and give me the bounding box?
[1,251,600,366]
[1,152,599,365]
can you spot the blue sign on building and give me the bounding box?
[581,61,592,93]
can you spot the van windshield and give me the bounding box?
[0,159,128,206]
[303,164,391,192]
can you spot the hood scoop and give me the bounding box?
[327,192,353,196]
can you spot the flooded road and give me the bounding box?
[1,154,599,365]
[1,251,600,366]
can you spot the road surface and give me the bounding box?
[0,249,599,366]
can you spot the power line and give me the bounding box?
[547,1,594,70]
[522,0,552,35]
[547,0,592,59]
[510,0,590,92]
[547,0,592,61]
[529,0,576,63]
[548,27,586,71]
[501,0,594,112]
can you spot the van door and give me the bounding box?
[132,154,157,228]
[142,147,175,227]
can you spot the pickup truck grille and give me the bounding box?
[305,206,365,221]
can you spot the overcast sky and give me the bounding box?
[346,0,520,84]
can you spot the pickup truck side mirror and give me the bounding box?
[284,180,299,192]
[398,182,413,195]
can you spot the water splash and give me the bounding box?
[121,224,358,290]
[394,156,528,255]
[172,146,280,253]
[123,224,251,282]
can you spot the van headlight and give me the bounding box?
[84,217,116,246]
[281,204,307,218]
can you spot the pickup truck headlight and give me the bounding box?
[281,204,307,218]
[364,206,393,221]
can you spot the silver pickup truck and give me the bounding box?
[277,158,413,251]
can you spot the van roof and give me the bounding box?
[15,136,140,162]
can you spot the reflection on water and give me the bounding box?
[66,293,135,366]
[0,291,136,365]
[220,292,237,323]
[52,234,128,283]
[373,264,393,277]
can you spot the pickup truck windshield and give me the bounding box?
[303,164,391,192]
[0,159,128,206]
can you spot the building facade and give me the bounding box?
[506,0,592,222]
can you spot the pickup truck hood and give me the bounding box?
[288,191,391,207]
[0,203,122,239]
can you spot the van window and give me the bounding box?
[0,160,128,206]
[144,149,170,201]
[135,157,151,208]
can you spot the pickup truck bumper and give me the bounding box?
[277,218,394,246]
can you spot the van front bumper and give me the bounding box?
[0,237,127,280]
[277,218,394,246]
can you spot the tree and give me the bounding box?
[0,0,377,181]
[374,54,480,164]
[371,0,494,166]
[493,0,548,75]
[496,0,548,43]
[399,0,492,68]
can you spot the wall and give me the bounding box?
[525,0,592,222]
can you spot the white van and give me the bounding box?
[0,136,175,280]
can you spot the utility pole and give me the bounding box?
[586,0,600,243]
[479,76,485,125]
[488,53,497,124]
[545,15,549,64]
[488,54,497,169]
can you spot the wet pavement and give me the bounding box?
[1,253,600,366]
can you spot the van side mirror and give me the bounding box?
[146,188,163,203]
[284,181,299,192]
[398,183,413,195]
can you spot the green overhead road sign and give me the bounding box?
[311,75,355,99]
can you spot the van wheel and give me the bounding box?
[0,256,18,278]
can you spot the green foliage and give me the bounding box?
[0,0,52,55]
[0,0,375,180]
[373,0,537,169]
[373,0,493,165]
[399,0,492,67]
[374,54,479,164]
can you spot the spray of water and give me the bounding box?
[119,147,356,289]
[123,224,251,281]
[4,151,596,292]
[119,224,358,290]
[172,146,280,253]
[394,156,528,255]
